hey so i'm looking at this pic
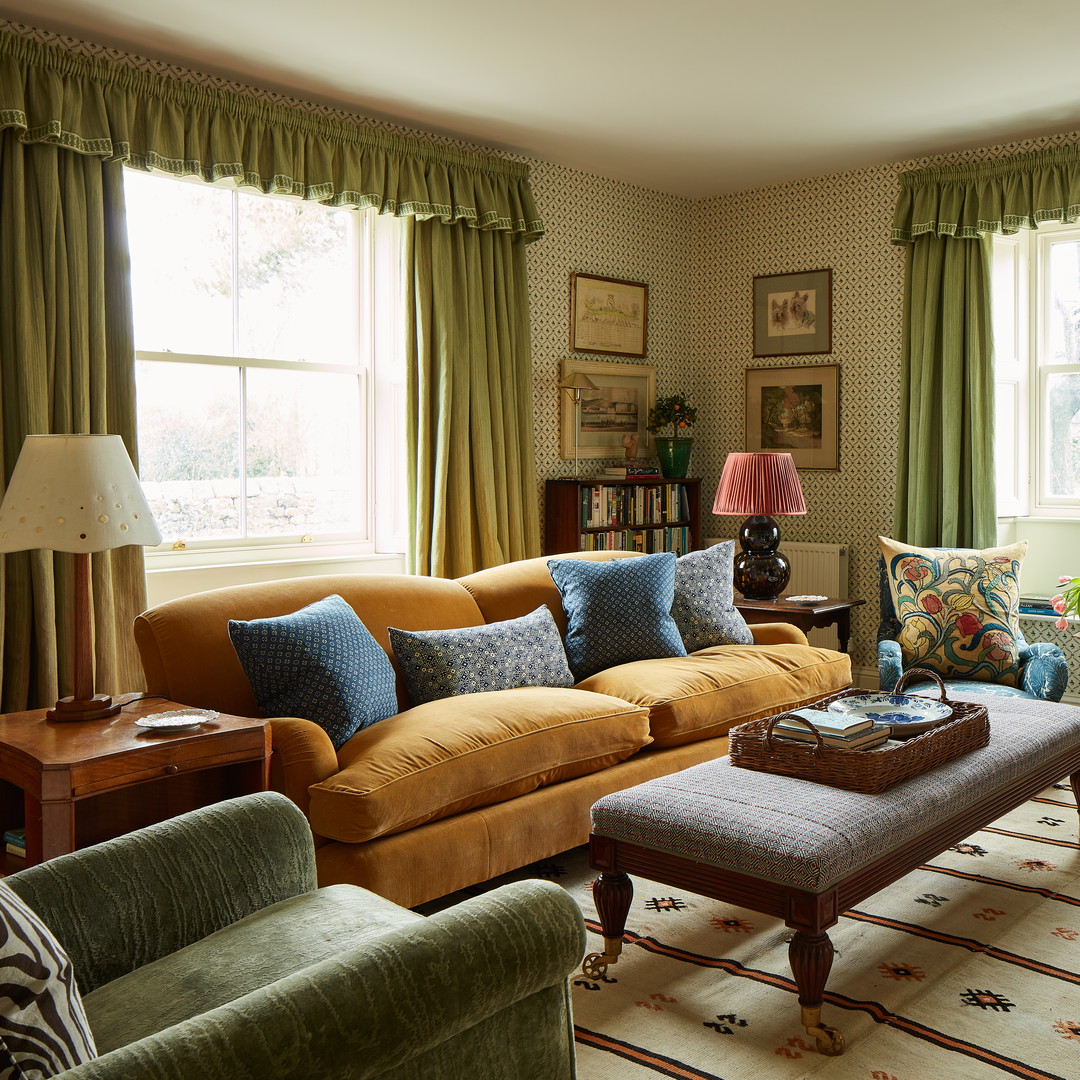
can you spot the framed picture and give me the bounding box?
[560,358,656,460]
[570,272,649,358]
[752,268,832,357]
[745,363,840,470]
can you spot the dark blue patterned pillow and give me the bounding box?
[672,541,754,651]
[228,594,398,749]
[548,553,687,680]
[388,605,573,706]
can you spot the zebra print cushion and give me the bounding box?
[0,879,96,1077]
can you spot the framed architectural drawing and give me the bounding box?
[560,358,656,460]
[752,268,832,357]
[745,363,840,470]
[570,273,649,358]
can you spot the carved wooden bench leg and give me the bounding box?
[788,929,845,1055]
[582,871,633,978]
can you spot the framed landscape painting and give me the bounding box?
[745,362,840,470]
[570,273,649,358]
[560,358,656,460]
[752,268,832,357]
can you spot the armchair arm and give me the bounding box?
[750,622,809,646]
[1019,641,1069,702]
[64,879,585,1080]
[6,792,316,994]
[878,639,902,692]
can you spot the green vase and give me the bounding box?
[654,437,694,478]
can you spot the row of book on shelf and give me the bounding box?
[772,709,891,750]
[4,827,24,858]
[580,482,690,529]
[579,526,692,555]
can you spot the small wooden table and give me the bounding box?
[0,695,270,869]
[734,596,865,653]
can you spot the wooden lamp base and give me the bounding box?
[46,695,122,722]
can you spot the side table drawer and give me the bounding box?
[59,728,268,800]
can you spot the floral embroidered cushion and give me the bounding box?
[877,536,1027,686]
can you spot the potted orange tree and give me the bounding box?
[647,392,697,477]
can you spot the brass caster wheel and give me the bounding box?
[809,1024,845,1056]
[581,952,612,979]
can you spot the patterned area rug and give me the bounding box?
[439,782,1080,1079]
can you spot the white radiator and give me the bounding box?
[707,539,849,649]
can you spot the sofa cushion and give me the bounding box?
[307,687,652,843]
[878,536,1027,686]
[388,605,573,706]
[228,594,398,749]
[548,552,686,680]
[576,644,852,747]
[0,879,97,1076]
[83,884,419,1054]
[672,541,754,651]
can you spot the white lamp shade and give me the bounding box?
[0,435,162,553]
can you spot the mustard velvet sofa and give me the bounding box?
[134,551,851,908]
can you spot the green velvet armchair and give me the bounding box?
[5,791,585,1079]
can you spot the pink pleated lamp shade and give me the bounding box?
[713,452,807,517]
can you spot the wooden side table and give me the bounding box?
[734,596,865,654]
[0,696,270,870]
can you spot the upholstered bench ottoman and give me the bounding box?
[584,694,1080,1056]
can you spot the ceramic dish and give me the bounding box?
[826,693,951,735]
[135,709,219,732]
[786,594,828,604]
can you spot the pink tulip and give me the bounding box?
[1056,617,1070,631]
[1060,576,1075,585]
[1052,596,1067,614]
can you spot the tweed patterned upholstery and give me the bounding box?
[388,605,573,706]
[228,594,398,748]
[548,551,687,680]
[671,540,753,651]
[591,694,1080,892]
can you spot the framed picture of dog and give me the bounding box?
[752,268,832,357]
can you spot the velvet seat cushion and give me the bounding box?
[83,884,421,1054]
[307,687,652,843]
[576,644,852,747]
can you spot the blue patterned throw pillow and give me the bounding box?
[388,605,574,706]
[548,553,687,680]
[672,541,754,651]
[228,594,398,749]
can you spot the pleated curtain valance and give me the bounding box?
[0,29,544,239]
[892,144,1080,244]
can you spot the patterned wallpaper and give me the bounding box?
[8,18,1080,689]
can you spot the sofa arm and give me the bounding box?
[63,879,585,1080]
[267,715,341,822]
[750,622,809,646]
[878,639,902,691]
[1019,642,1069,702]
[6,792,317,994]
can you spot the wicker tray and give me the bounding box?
[728,669,990,794]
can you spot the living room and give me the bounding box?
[0,4,1079,1079]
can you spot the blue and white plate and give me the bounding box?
[827,693,951,733]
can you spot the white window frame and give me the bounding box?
[129,175,407,577]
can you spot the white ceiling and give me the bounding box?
[2,0,1080,197]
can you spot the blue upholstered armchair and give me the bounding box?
[4,792,585,1079]
[877,556,1068,701]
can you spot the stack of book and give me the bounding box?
[772,709,890,750]
[602,464,661,478]
[4,827,25,859]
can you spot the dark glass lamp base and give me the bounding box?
[733,514,791,600]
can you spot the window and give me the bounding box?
[124,170,406,562]
[993,223,1080,519]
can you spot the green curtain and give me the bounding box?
[405,218,540,576]
[892,144,1080,546]
[0,134,145,709]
